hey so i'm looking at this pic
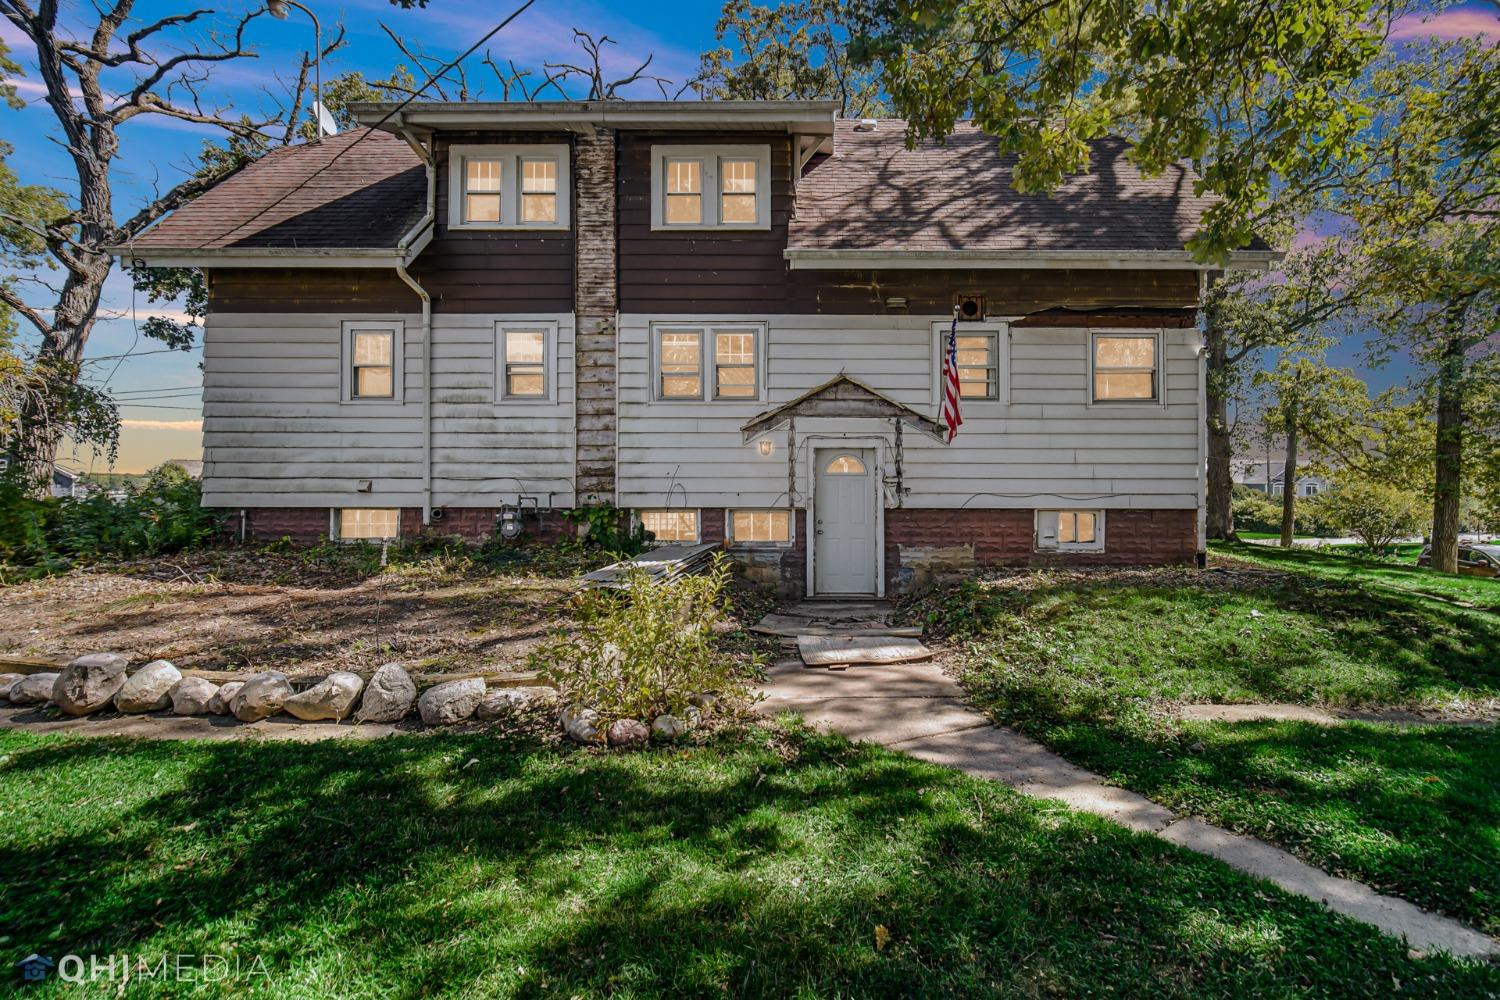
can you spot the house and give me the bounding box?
[165,458,205,479]
[114,100,1274,596]
[1232,456,1333,498]
[0,458,82,498]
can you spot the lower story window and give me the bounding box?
[338,508,400,540]
[639,509,699,543]
[1036,510,1104,552]
[729,508,791,546]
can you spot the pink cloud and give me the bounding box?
[1390,6,1500,43]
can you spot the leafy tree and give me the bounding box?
[1319,480,1428,553]
[856,0,1402,260]
[696,0,888,117]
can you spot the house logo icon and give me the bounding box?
[15,954,55,982]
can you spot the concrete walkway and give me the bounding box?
[755,658,1499,960]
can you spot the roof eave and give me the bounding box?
[353,99,839,136]
[782,249,1283,271]
[108,246,413,269]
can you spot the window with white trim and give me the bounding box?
[1035,510,1105,552]
[651,145,771,229]
[956,332,999,399]
[342,321,403,403]
[500,327,548,399]
[337,508,400,540]
[639,509,700,543]
[448,144,569,229]
[729,509,791,546]
[1092,332,1159,402]
[654,323,763,401]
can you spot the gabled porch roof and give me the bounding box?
[740,375,946,443]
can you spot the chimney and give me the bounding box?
[573,127,618,505]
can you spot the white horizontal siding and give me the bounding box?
[202,311,575,509]
[617,314,1202,510]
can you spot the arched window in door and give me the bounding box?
[824,454,867,475]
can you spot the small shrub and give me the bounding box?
[531,557,753,723]
[1319,482,1429,552]
[1232,490,1282,534]
[562,503,652,556]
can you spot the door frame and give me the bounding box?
[805,436,886,598]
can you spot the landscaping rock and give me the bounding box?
[417,678,486,725]
[208,681,244,716]
[8,673,59,706]
[476,686,557,721]
[231,671,293,722]
[355,664,417,723]
[607,718,650,748]
[284,671,364,721]
[52,652,130,716]
[560,705,604,745]
[651,714,687,741]
[170,676,219,716]
[684,705,704,730]
[0,672,23,701]
[115,660,182,713]
[688,692,718,714]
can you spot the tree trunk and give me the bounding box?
[1204,301,1236,540]
[1280,410,1298,548]
[1431,332,1465,574]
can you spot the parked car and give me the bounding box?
[1417,544,1500,577]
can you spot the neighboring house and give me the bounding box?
[114,101,1273,597]
[165,458,205,479]
[0,458,82,498]
[1232,457,1333,498]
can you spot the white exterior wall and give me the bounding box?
[616,313,1202,512]
[201,311,575,509]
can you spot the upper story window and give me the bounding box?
[956,332,999,399]
[448,144,570,230]
[654,323,764,401]
[651,145,771,230]
[342,321,403,403]
[494,321,557,403]
[1092,331,1159,402]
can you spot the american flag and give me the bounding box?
[940,311,963,443]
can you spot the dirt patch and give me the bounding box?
[0,547,595,678]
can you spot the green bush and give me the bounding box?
[531,557,753,723]
[0,462,221,578]
[1232,489,1282,534]
[1318,481,1429,552]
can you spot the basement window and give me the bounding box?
[729,509,791,547]
[639,509,700,543]
[337,508,400,541]
[449,144,569,230]
[1035,510,1105,552]
[651,145,771,230]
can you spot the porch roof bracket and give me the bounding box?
[740,374,947,444]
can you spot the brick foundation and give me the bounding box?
[237,507,575,545]
[704,509,809,599]
[885,507,1197,592]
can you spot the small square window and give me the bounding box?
[664,159,702,225]
[338,508,399,540]
[503,329,547,398]
[659,329,703,398]
[730,509,790,546]
[639,509,699,543]
[1093,333,1158,402]
[463,157,502,224]
[1036,510,1105,552]
[351,330,394,399]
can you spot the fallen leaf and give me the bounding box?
[874,924,890,952]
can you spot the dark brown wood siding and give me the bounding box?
[208,267,420,312]
[779,267,1201,316]
[412,131,575,314]
[618,132,794,314]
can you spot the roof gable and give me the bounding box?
[740,375,946,442]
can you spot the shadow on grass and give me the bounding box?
[1216,542,1500,612]
[1,728,1495,998]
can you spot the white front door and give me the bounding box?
[814,448,877,595]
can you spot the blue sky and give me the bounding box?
[2,1,1495,472]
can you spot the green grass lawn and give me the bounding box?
[1215,541,1500,611]
[2,728,1496,999]
[934,566,1500,936]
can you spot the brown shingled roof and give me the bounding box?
[127,128,425,252]
[789,120,1225,253]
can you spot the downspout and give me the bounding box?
[395,124,437,525]
[1195,270,1210,567]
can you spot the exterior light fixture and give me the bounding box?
[758,439,774,457]
[267,0,328,138]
